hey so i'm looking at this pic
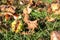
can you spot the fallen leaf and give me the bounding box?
[0,5,16,13]
[51,3,59,11]
[46,16,55,22]
[51,31,60,40]
[11,20,23,33]
[23,6,38,31]
[5,14,10,21]
[54,9,60,15]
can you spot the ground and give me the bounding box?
[0,0,60,40]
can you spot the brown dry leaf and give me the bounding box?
[0,4,18,20]
[46,16,55,22]
[3,12,13,16]
[29,0,32,5]
[23,6,38,31]
[1,12,19,20]
[1,12,13,21]
[5,13,19,20]
[13,13,19,19]
[51,31,60,40]
[5,6,15,13]
[51,3,59,11]
[27,20,38,30]
[7,0,14,5]
[0,5,16,13]
[54,9,60,15]
[23,6,32,23]
[23,8,29,23]
[22,1,38,31]
[53,0,60,3]
[5,14,10,21]
[36,0,43,6]
[0,5,6,11]
[47,6,52,13]
[27,7,32,14]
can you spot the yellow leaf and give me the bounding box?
[11,20,23,33]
